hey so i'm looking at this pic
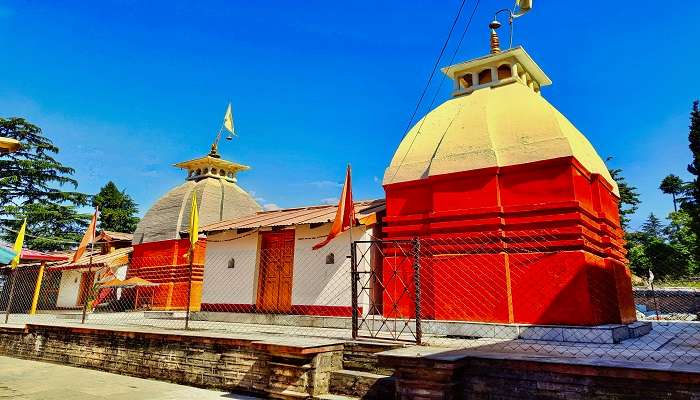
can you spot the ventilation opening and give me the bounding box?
[478,69,492,85]
[459,73,473,89]
[497,64,512,80]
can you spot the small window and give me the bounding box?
[459,73,473,89]
[326,253,335,265]
[219,169,226,176]
[478,69,492,85]
[203,168,209,174]
[228,257,235,269]
[497,64,512,80]
[195,169,201,176]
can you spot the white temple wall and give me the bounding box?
[56,270,84,308]
[201,230,259,306]
[291,225,370,310]
[201,224,372,313]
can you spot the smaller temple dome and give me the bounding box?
[133,155,262,244]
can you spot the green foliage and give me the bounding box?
[0,117,90,251]
[623,101,700,281]
[92,181,139,233]
[608,166,640,230]
[627,211,698,280]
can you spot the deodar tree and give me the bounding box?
[0,117,90,251]
[92,181,139,233]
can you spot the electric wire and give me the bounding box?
[400,0,469,140]
[388,0,481,183]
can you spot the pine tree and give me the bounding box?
[92,181,140,233]
[659,174,686,212]
[608,166,640,230]
[641,213,664,239]
[0,117,90,250]
[686,100,700,259]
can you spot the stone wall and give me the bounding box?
[0,324,342,399]
[634,288,700,315]
[379,348,700,400]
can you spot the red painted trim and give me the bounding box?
[200,303,357,317]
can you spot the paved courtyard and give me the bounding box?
[0,356,260,400]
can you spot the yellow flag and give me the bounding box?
[189,192,199,250]
[223,103,234,134]
[11,218,26,268]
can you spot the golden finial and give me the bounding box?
[489,19,502,54]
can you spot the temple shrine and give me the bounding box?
[128,142,261,311]
[381,27,636,326]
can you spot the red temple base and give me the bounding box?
[382,156,637,326]
[128,238,206,311]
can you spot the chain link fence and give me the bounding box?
[1,230,699,368]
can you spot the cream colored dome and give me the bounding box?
[383,81,618,196]
[133,160,262,244]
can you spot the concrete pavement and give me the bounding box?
[0,356,260,399]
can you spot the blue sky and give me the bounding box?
[1,1,698,229]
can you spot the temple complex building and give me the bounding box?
[381,31,636,326]
[198,199,385,317]
[127,145,261,311]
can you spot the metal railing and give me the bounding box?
[0,230,699,368]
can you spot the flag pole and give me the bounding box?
[185,192,198,330]
[81,207,98,325]
[185,246,194,330]
[5,218,26,324]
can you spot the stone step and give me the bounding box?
[316,394,359,400]
[269,389,310,399]
[342,340,402,375]
[329,369,395,399]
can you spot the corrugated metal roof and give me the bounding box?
[49,246,132,271]
[0,242,70,262]
[95,230,133,242]
[201,199,385,233]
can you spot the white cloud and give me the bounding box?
[320,197,338,205]
[263,203,280,211]
[308,180,342,188]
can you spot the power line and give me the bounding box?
[389,0,481,182]
[401,0,469,138]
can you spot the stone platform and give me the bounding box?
[0,322,345,399]
[0,318,698,399]
[378,345,700,399]
[197,311,651,344]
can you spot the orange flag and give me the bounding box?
[313,165,355,250]
[73,207,98,263]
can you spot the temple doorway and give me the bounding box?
[256,230,294,313]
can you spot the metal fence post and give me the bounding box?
[4,268,17,324]
[350,241,358,340]
[413,237,422,345]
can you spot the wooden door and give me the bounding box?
[257,230,295,312]
[77,271,95,306]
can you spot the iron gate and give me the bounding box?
[350,238,422,344]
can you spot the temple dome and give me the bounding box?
[383,48,618,196]
[133,155,262,244]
